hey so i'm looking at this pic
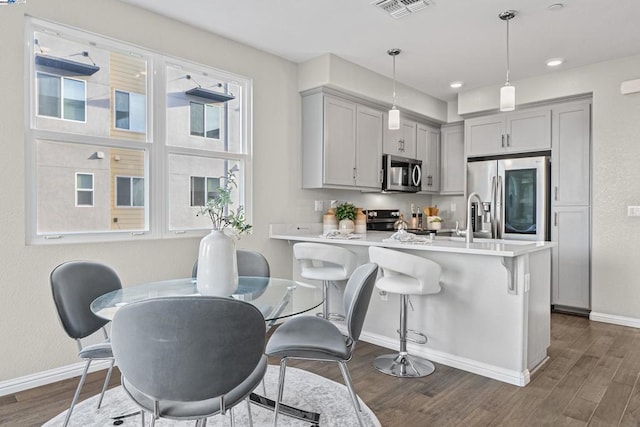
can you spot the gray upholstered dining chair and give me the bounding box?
[192,249,270,280]
[111,296,268,427]
[265,262,378,427]
[50,260,122,427]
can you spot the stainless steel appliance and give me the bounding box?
[467,154,550,241]
[363,209,401,231]
[382,155,422,193]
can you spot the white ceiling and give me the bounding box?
[121,0,640,102]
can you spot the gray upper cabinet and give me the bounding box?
[465,108,551,157]
[301,89,382,190]
[440,123,464,195]
[355,105,384,189]
[383,115,417,159]
[417,123,440,193]
[551,101,591,206]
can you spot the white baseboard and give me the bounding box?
[352,328,531,387]
[590,312,640,329]
[0,359,113,397]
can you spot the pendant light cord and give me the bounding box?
[505,17,510,85]
[392,54,397,108]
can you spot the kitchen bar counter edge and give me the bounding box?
[269,223,556,257]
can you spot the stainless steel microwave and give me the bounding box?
[382,155,422,193]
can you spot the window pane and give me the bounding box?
[36,140,148,234]
[170,155,244,230]
[205,105,220,139]
[132,177,144,207]
[37,73,61,118]
[190,176,205,206]
[129,93,146,133]
[190,102,204,137]
[63,78,86,121]
[115,90,130,129]
[77,190,93,206]
[116,177,131,206]
[77,173,93,189]
[206,177,220,202]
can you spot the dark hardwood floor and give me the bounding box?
[2,313,640,426]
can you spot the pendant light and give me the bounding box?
[387,48,401,130]
[499,10,517,112]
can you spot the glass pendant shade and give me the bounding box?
[388,107,400,130]
[500,84,515,112]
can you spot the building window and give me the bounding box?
[116,176,144,207]
[190,102,220,139]
[190,176,220,207]
[76,173,94,206]
[115,90,146,132]
[37,73,86,121]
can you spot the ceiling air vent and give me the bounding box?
[372,0,432,19]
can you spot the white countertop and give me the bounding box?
[270,223,555,257]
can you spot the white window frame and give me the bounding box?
[189,101,222,141]
[115,175,145,208]
[25,18,252,244]
[75,172,94,207]
[36,72,87,123]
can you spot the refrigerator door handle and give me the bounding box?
[497,176,503,239]
[490,176,497,238]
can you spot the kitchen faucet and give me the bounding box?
[465,192,484,244]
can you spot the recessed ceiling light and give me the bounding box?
[449,81,463,89]
[548,3,564,11]
[546,58,564,67]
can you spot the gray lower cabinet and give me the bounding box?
[551,206,590,310]
[417,123,440,193]
[301,89,382,190]
[440,123,464,195]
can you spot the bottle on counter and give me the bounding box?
[418,213,423,230]
[322,208,338,234]
[355,208,367,234]
[410,213,419,230]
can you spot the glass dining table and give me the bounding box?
[91,276,324,326]
[90,276,325,425]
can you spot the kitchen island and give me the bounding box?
[270,223,555,386]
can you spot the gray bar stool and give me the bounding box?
[368,246,442,377]
[293,242,357,321]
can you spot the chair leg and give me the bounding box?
[96,358,115,409]
[229,407,235,427]
[273,358,287,427]
[338,361,365,427]
[140,410,145,427]
[63,359,91,427]
[246,396,254,427]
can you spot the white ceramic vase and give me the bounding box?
[196,229,238,296]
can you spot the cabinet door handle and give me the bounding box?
[554,212,558,226]
[554,186,558,201]
[506,134,510,147]
[428,176,433,186]
[501,134,505,148]
[353,167,357,180]
[379,169,383,183]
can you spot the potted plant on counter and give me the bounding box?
[196,167,251,297]
[334,202,357,234]
[427,216,444,231]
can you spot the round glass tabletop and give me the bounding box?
[91,276,324,323]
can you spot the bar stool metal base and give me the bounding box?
[373,352,435,378]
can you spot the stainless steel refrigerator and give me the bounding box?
[467,155,550,241]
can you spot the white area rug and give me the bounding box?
[44,365,381,426]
